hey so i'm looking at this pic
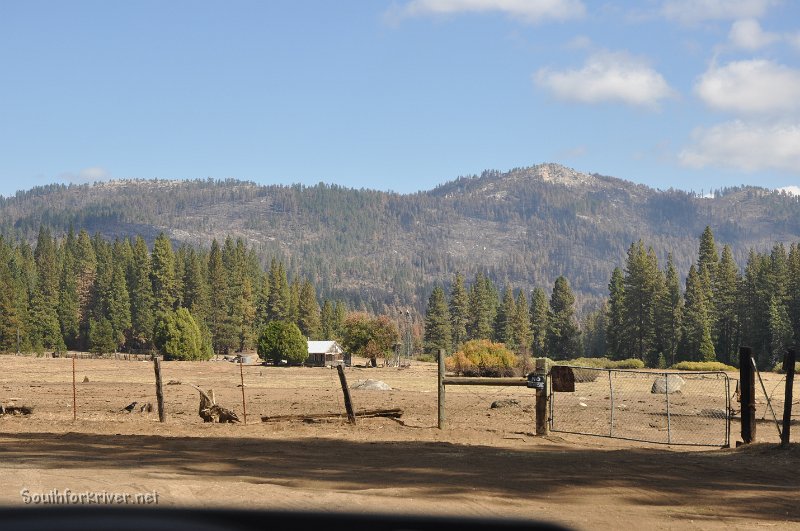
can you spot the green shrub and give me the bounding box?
[415,353,436,363]
[772,361,800,374]
[670,361,737,371]
[258,321,308,365]
[445,340,516,377]
[154,308,209,361]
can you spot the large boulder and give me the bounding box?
[351,379,392,391]
[651,375,685,394]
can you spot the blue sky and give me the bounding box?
[1,0,799,197]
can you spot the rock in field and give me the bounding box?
[351,379,392,391]
[490,399,521,409]
[651,375,685,394]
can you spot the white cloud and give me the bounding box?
[59,166,112,185]
[695,60,800,115]
[777,185,800,195]
[390,0,586,23]
[729,19,779,49]
[661,0,779,24]
[679,120,800,172]
[534,51,674,108]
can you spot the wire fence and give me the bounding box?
[441,383,538,433]
[0,354,436,427]
[549,367,732,447]
[2,354,797,446]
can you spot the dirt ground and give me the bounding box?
[0,354,798,530]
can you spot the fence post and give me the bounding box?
[535,358,549,436]
[438,348,445,430]
[740,346,755,444]
[337,364,356,424]
[72,354,77,421]
[153,356,166,423]
[782,347,796,447]
[239,359,247,425]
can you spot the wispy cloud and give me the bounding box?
[661,0,779,25]
[388,0,586,23]
[728,18,779,50]
[777,185,800,195]
[679,120,800,172]
[695,59,800,115]
[534,50,674,108]
[59,166,112,185]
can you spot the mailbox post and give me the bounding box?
[528,358,549,436]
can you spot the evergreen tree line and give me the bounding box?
[594,227,800,369]
[424,227,800,369]
[423,271,580,361]
[0,227,347,355]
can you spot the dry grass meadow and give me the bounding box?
[0,354,798,530]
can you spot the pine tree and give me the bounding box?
[494,286,516,350]
[468,272,496,340]
[267,259,290,322]
[582,304,608,358]
[697,226,719,333]
[298,280,321,340]
[207,239,235,354]
[605,267,626,360]
[58,228,80,349]
[181,246,210,322]
[530,287,549,358]
[768,296,794,367]
[655,255,683,366]
[713,245,740,365]
[622,241,659,361]
[128,236,155,349]
[150,232,178,314]
[30,227,65,352]
[0,254,22,352]
[511,291,532,356]
[75,230,97,347]
[107,261,132,351]
[448,272,469,352]
[424,285,451,355]
[320,300,335,339]
[547,276,580,360]
[681,265,715,362]
[788,244,800,343]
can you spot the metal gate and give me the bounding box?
[549,366,731,447]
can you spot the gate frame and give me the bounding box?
[548,366,732,448]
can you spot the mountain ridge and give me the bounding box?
[2,164,799,315]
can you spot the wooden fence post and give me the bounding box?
[337,364,356,424]
[782,347,796,447]
[438,348,445,430]
[72,354,77,421]
[740,346,755,444]
[239,359,247,425]
[153,356,166,423]
[535,358,549,436]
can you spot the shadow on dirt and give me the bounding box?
[0,432,797,523]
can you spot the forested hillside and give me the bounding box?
[1,164,799,315]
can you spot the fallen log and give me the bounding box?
[0,405,33,416]
[261,407,403,423]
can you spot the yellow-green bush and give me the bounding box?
[670,361,737,371]
[445,339,516,377]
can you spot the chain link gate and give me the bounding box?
[549,366,732,447]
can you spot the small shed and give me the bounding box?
[306,340,348,367]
